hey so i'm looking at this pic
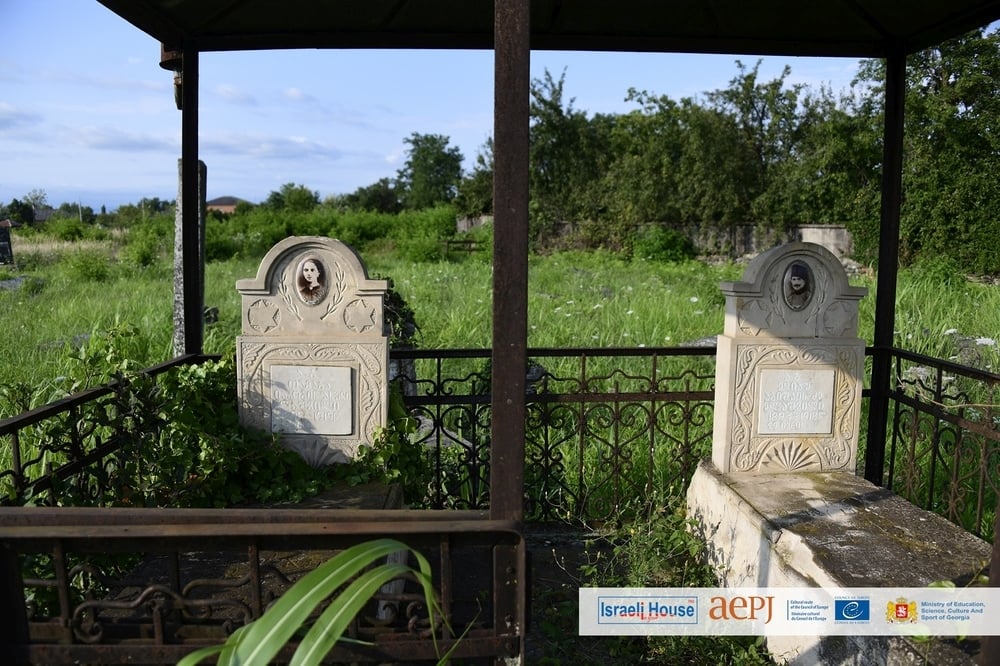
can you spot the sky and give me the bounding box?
[1,1,867,212]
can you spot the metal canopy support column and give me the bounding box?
[491,0,528,524]
[491,1,529,662]
[864,50,905,485]
[180,45,203,355]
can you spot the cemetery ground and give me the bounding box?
[1,231,997,663]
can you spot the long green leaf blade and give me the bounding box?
[234,538,409,665]
[291,563,413,666]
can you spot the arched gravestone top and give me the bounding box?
[235,236,390,466]
[236,236,389,337]
[719,242,868,340]
[712,242,869,474]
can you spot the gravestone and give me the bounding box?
[0,222,13,265]
[236,237,390,466]
[712,242,868,473]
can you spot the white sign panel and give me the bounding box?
[757,368,835,435]
[270,365,353,435]
[579,586,1000,637]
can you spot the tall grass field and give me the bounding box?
[2,232,999,415]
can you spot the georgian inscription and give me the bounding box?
[757,368,834,435]
[270,365,353,435]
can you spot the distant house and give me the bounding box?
[206,196,250,215]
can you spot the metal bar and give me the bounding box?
[180,45,203,354]
[0,544,30,665]
[865,49,906,485]
[0,355,210,434]
[492,4,530,663]
[491,0,529,524]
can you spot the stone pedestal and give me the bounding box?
[687,461,990,665]
[236,237,389,466]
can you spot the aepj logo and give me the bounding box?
[835,599,871,622]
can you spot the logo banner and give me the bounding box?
[579,587,998,636]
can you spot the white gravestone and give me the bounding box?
[236,237,389,466]
[712,242,868,473]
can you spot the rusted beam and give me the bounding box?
[491,0,529,524]
[180,45,203,355]
[864,48,905,485]
[492,2,530,663]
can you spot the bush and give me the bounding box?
[122,228,164,268]
[908,255,964,286]
[63,248,113,282]
[631,225,697,263]
[47,217,87,242]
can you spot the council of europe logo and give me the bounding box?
[834,599,871,622]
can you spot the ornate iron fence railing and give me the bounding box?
[882,347,1000,540]
[395,347,717,522]
[0,354,215,507]
[3,347,997,538]
[1,345,998,664]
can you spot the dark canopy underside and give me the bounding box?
[98,0,1000,58]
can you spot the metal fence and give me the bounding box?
[1,346,998,664]
[2,346,996,534]
[397,347,717,522]
[882,348,1000,540]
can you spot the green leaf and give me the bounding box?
[176,644,225,666]
[234,538,415,665]
[291,563,414,665]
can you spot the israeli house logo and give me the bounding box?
[834,599,870,622]
[598,596,698,625]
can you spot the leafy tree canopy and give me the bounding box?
[396,132,464,210]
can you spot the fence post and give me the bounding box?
[980,497,999,666]
[0,544,29,665]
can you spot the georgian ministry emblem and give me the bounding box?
[885,598,918,623]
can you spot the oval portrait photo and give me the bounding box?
[782,260,814,311]
[296,256,327,305]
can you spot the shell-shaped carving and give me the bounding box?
[760,441,820,472]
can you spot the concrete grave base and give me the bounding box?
[687,460,991,665]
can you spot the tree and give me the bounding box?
[591,90,686,248]
[703,60,812,231]
[264,183,320,212]
[395,133,464,210]
[3,198,34,225]
[55,202,97,225]
[853,26,1000,272]
[342,178,402,214]
[454,139,494,219]
[23,189,48,212]
[529,69,614,246]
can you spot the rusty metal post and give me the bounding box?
[179,45,204,356]
[492,0,529,662]
[0,544,29,665]
[491,0,529,524]
[864,49,905,485]
[980,499,999,666]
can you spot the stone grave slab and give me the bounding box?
[712,242,868,473]
[236,237,389,465]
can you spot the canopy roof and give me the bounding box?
[99,0,1000,58]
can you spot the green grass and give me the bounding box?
[5,231,1000,412]
[2,230,996,663]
